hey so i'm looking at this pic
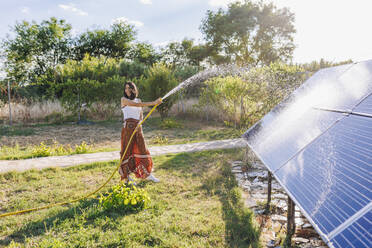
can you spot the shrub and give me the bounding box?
[197,63,305,128]
[74,141,90,154]
[29,141,91,158]
[151,135,169,145]
[54,55,125,121]
[143,63,178,119]
[99,182,150,212]
[230,187,242,205]
[160,118,183,129]
[32,142,52,157]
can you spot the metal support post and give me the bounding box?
[265,171,272,213]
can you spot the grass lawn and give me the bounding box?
[0,116,243,160]
[0,148,260,247]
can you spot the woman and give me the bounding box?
[119,81,162,184]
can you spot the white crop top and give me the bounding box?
[122,98,142,120]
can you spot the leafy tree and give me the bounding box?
[74,21,136,61]
[173,65,202,82]
[173,65,203,97]
[2,17,72,85]
[143,63,178,119]
[161,39,209,67]
[200,0,296,66]
[118,60,148,79]
[128,42,160,66]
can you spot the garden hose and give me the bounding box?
[0,101,161,218]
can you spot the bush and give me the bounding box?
[74,141,90,154]
[54,55,125,121]
[197,63,305,127]
[151,135,169,145]
[159,118,183,129]
[99,182,150,212]
[198,75,263,127]
[230,187,242,205]
[30,141,91,158]
[32,142,52,157]
[143,63,178,119]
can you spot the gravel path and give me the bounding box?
[0,138,247,173]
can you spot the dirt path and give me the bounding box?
[0,139,247,173]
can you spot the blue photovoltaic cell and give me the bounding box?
[243,109,343,171]
[332,210,372,248]
[275,115,372,245]
[353,93,372,115]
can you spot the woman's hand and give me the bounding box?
[154,98,162,105]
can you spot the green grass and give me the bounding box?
[0,149,260,247]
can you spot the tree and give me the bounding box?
[127,42,160,66]
[143,63,178,119]
[161,39,209,67]
[74,21,136,61]
[118,60,148,79]
[200,0,296,66]
[2,17,72,85]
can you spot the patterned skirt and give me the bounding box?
[119,118,153,180]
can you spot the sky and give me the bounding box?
[0,0,372,65]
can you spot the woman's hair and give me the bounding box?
[123,81,138,100]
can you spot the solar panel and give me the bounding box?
[353,93,372,115]
[243,62,363,172]
[242,60,372,247]
[332,210,372,247]
[275,115,372,245]
[244,109,343,171]
[315,60,372,111]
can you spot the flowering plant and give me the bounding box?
[99,182,150,212]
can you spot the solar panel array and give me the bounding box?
[243,60,372,248]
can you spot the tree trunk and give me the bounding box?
[240,95,244,125]
[78,89,81,122]
[8,81,12,126]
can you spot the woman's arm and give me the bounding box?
[121,97,162,108]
